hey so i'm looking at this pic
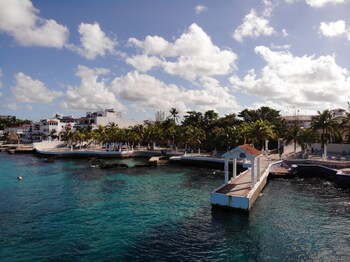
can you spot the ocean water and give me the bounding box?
[1,153,350,261]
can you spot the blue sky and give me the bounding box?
[1,0,350,121]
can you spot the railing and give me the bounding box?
[247,160,283,198]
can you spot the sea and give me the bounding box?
[1,153,350,261]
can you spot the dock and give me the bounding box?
[211,144,283,211]
[0,144,33,154]
[149,156,169,167]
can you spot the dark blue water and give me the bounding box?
[1,153,350,261]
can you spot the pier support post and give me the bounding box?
[251,159,255,188]
[224,158,229,184]
[232,158,237,179]
[257,158,261,181]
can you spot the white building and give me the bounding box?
[4,125,31,142]
[282,115,313,128]
[20,109,144,142]
[283,108,349,129]
[76,109,143,129]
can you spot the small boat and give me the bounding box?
[336,169,350,187]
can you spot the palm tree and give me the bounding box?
[340,106,350,144]
[298,128,318,152]
[61,127,74,148]
[311,110,341,143]
[211,126,225,152]
[181,125,206,153]
[131,124,145,148]
[92,125,106,147]
[168,108,180,124]
[48,129,58,140]
[225,126,243,150]
[247,119,275,150]
[311,110,341,159]
[237,122,251,145]
[285,124,302,152]
[144,122,163,149]
[182,111,204,128]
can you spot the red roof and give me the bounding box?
[239,144,262,157]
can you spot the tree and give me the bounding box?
[105,122,120,144]
[182,111,204,128]
[168,108,180,124]
[161,118,178,149]
[180,125,206,152]
[298,128,318,151]
[144,122,163,148]
[340,103,350,144]
[215,113,241,128]
[247,119,275,149]
[311,110,341,147]
[61,127,74,147]
[92,125,106,145]
[237,122,252,145]
[131,124,145,147]
[48,129,58,140]
[238,106,282,124]
[210,126,226,152]
[285,124,302,152]
[203,110,219,127]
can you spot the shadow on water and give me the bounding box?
[117,206,250,261]
[100,179,126,193]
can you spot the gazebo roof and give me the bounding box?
[222,144,262,160]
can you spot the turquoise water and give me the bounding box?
[1,153,350,261]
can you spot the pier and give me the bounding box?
[211,144,283,211]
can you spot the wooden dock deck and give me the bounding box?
[211,151,285,211]
[216,156,271,197]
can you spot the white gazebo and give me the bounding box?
[222,144,263,188]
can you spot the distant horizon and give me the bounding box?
[1,1,350,121]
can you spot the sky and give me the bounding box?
[1,0,350,121]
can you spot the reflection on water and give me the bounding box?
[0,153,350,261]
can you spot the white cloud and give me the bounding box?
[12,72,63,103]
[110,71,240,114]
[262,0,274,17]
[195,5,208,14]
[319,20,346,37]
[0,0,68,48]
[285,0,349,7]
[306,0,348,7]
[61,65,124,111]
[127,23,238,81]
[7,102,19,110]
[111,71,188,112]
[233,9,275,42]
[282,29,289,37]
[126,55,162,72]
[229,46,350,112]
[67,22,117,60]
[270,43,291,49]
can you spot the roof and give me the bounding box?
[239,144,262,157]
[222,144,262,159]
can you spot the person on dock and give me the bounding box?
[279,142,284,159]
